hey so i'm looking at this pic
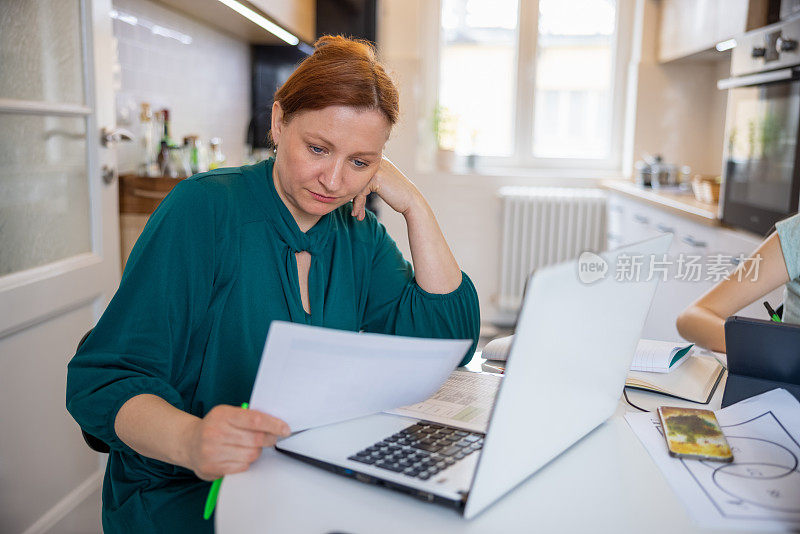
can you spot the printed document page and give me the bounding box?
[248,321,472,432]
[386,370,502,433]
[626,388,800,531]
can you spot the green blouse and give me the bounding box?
[66,158,480,533]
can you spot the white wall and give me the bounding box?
[112,0,251,173]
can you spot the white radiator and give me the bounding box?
[497,187,607,310]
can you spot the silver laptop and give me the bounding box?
[276,234,672,519]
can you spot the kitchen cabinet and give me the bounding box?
[118,174,183,269]
[607,192,783,341]
[155,0,315,44]
[658,0,768,63]
[250,0,315,43]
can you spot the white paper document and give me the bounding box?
[626,389,800,531]
[248,321,472,432]
[386,370,501,433]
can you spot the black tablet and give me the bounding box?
[722,316,800,407]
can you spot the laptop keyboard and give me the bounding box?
[347,422,484,480]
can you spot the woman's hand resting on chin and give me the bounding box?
[350,156,424,220]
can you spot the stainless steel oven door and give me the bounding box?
[718,68,800,236]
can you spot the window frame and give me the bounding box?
[431,0,635,173]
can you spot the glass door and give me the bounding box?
[0,0,119,531]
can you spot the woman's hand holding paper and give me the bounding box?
[184,405,291,480]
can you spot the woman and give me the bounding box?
[67,36,479,533]
[676,213,800,352]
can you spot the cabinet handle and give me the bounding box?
[607,232,622,242]
[682,235,708,248]
[656,223,675,234]
[610,204,623,213]
[132,188,169,200]
[633,214,650,224]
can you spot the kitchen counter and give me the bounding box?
[601,179,721,226]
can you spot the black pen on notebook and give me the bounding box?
[763,301,782,323]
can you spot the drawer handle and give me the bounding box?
[610,204,624,213]
[682,235,708,248]
[656,223,675,234]
[132,188,169,200]
[633,214,650,224]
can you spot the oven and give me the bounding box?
[718,17,800,236]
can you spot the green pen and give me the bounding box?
[203,402,249,520]
[763,301,782,323]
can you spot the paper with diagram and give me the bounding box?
[626,388,800,531]
[386,369,501,433]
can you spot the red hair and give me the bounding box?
[273,35,399,127]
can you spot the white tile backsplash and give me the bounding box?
[111,0,251,174]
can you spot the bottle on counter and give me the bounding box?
[160,108,174,147]
[139,103,160,177]
[153,110,167,176]
[184,135,209,175]
[208,137,226,170]
[168,145,191,178]
[157,139,170,177]
[157,108,181,177]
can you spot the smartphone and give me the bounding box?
[657,406,733,462]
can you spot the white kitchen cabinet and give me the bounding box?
[606,192,783,341]
[607,193,659,247]
[658,0,767,63]
[659,0,720,62]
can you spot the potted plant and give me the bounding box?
[433,104,457,171]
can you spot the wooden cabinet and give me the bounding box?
[118,174,183,270]
[155,0,315,44]
[658,0,768,63]
[607,192,782,341]
[250,0,315,43]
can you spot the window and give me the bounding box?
[436,0,628,170]
[439,0,518,157]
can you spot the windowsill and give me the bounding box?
[413,151,626,181]
[442,165,626,180]
[413,161,627,182]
